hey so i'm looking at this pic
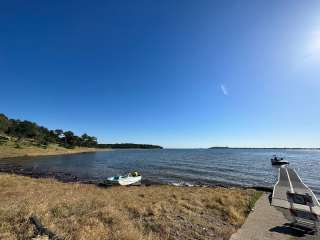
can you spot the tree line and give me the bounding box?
[0,113,97,148]
[97,143,163,149]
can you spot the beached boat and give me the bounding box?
[105,172,142,186]
[271,155,289,165]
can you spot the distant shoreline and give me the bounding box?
[209,147,320,150]
[97,143,163,149]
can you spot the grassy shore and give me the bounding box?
[0,173,261,240]
[0,138,108,159]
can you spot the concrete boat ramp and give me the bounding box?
[272,167,320,232]
[231,167,320,240]
[272,168,320,217]
[230,193,292,240]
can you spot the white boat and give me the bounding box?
[106,172,142,186]
[271,155,289,165]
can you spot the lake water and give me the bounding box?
[0,149,319,196]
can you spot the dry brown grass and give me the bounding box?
[0,174,260,240]
[0,138,108,159]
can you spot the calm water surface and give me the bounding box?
[1,149,319,195]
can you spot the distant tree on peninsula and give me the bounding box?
[7,120,40,139]
[54,129,64,139]
[0,113,162,149]
[0,113,98,148]
[0,114,10,134]
[97,143,163,149]
[62,131,76,148]
[81,134,97,147]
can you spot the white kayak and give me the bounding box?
[106,172,142,186]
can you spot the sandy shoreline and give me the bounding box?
[0,164,274,193]
[0,145,113,182]
[0,144,111,160]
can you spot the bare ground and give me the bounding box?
[0,140,109,159]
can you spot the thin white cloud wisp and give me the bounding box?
[220,84,228,96]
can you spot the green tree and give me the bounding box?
[54,129,64,138]
[7,120,38,139]
[0,114,10,134]
[62,131,77,148]
[80,133,97,147]
[0,113,99,148]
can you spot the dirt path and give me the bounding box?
[230,193,305,240]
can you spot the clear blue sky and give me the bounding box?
[1,1,320,148]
